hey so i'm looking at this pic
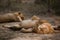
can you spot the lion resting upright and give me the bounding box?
[0,12,25,23]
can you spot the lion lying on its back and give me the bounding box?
[20,15,54,34]
[33,20,54,34]
[2,15,55,34]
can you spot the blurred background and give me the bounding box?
[0,0,60,26]
[0,0,60,16]
[0,0,60,40]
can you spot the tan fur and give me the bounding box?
[31,15,40,20]
[33,20,54,34]
[2,15,54,34]
[20,19,39,28]
[20,28,33,33]
[17,15,40,32]
[0,12,25,22]
[2,23,20,28]
[2,15,40,29]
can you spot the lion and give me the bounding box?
[2,15,40,31]
[0,12,25,22]
[2,15,55,34]
[31,15,40,20]
[19,15,40,28]
[20,15,41,32]
[33,20,55,34]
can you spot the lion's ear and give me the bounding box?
[18,12,21,15]
[14,12,23,17]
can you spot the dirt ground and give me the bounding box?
[0,0,60,40]
[0,10,60,40]
[0,16,60,40]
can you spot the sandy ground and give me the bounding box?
[0,11,60,40]
[0,2,60,40]
[0,22,60,40]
